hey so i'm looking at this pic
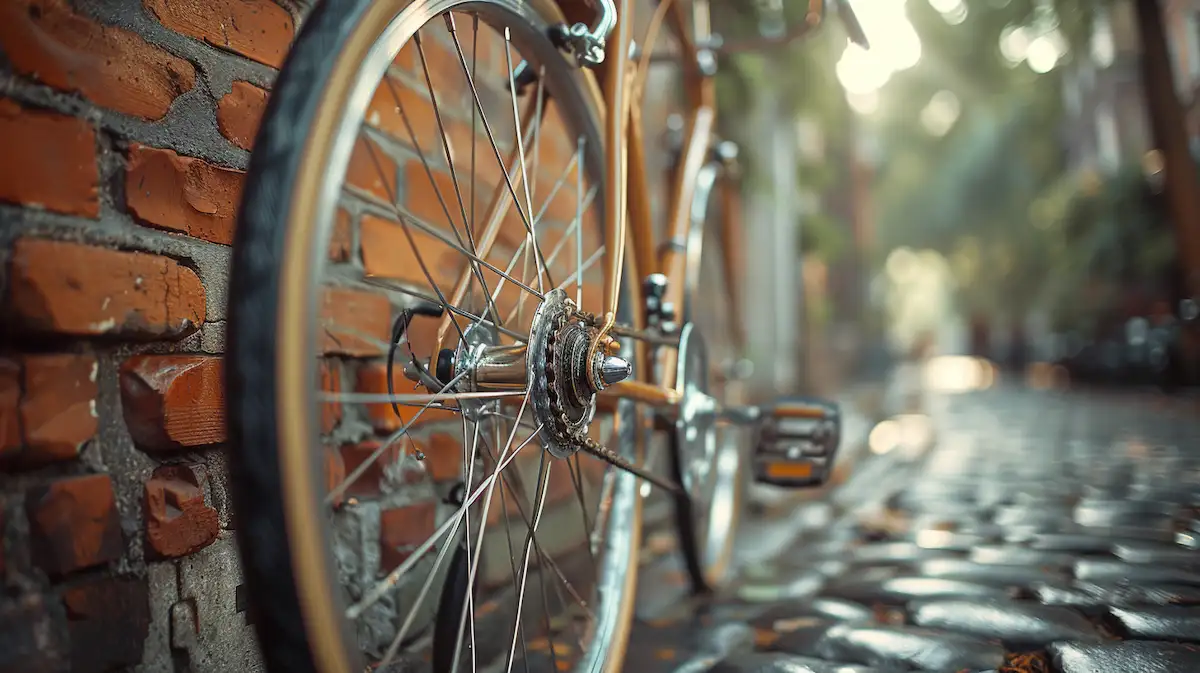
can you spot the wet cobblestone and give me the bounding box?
[621,386,1200,673]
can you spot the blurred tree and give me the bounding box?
[704,0,1191,340]
[861,0,1190,336]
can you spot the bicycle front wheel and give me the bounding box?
[226,1,642,671]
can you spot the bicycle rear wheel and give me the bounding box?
[669,162,746,593]
[227,1,642,671]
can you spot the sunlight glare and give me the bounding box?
[928,0,968,24]
[927,0,962,12]
[837,45,891,95]
[869,420,901,455]
[836,1,922,99]
[999,25,1030,64]
[1026,34,1060,73]
[848,90,880,115]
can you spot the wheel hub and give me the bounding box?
[428,289,632,459]
[528,289,631,458]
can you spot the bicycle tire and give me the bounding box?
[226,0,642,670]
[668,162,745,594]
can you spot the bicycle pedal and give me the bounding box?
[753,397,841,488]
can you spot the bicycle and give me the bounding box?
[226,1,864,672]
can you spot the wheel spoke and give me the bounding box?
[360,139,470,345]
[379,71,501,331]
[446,17,557,298]
[355,189,545,302]
[377,418,487,670]
[405,33,503,327]
[451,389,535,673]
[502,450,554,673]
[503,31,544,293]
[363,277,531,342]
[541,185,598,271]
[319,391,525,400]
[556,246,606,294]
[566,454,597,570]
[477,434,595,621]
[328,368,467,504]
[494,456,532,673]
[576,137,586,306]
[348,415,543,619]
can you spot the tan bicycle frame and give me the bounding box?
[584,0,824,400]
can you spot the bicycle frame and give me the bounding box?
[585,0,829,398]
[432,0,836,403]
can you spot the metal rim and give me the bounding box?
[267,0,641,670]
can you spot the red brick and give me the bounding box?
[0,354,98,468]
[400,28,469,104]
[392,41,417,75]
[354,361,455,432]
[0,359,21,457]
[144,464,219,558]
[366,77,438,145]
[143,0,295,68]
[126,144,244,245]
[26,474,123,575]
[62,576,150,673]
[324,446,346,506]
[445,120,508,189]
[419,431,463,483]
[1,0,195,120]
[448,12,508,80]
[539,183,587,230]
[0,99,98,217]
[398,310,443,361]
[320,287,391,357]
[119,355,225,452]
[380,500,437,569]
[338,439,399,499]
[402,159,530,252]
[360,213,462,289]
[319,360,342,434]
[540,102,578,173]
[216,80,267,151]
[5,238,206,339]
[346,135,396,202]
[330,209,354,263]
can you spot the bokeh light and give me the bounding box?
[836,1,922,97]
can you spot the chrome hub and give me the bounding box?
[526,289,632,458]
[425,289,632,459]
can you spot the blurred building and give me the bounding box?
[1164,0,1200,150]
[1059,2,1151,173]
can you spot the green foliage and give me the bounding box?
[798,211,849,261]
[864,0,1171,328]
[706,0,1158,328]
[711,1,850,194]
[1038,164,1175,328]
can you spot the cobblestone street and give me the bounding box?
[622,385,1200,673]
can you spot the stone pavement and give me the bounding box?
[622,386,1200,673]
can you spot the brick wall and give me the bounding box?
[0,0,686,670]
[0,0,302,669]
[0,0,696,667]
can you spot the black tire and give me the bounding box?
[668,165,745,595]
[227,2,370,671]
